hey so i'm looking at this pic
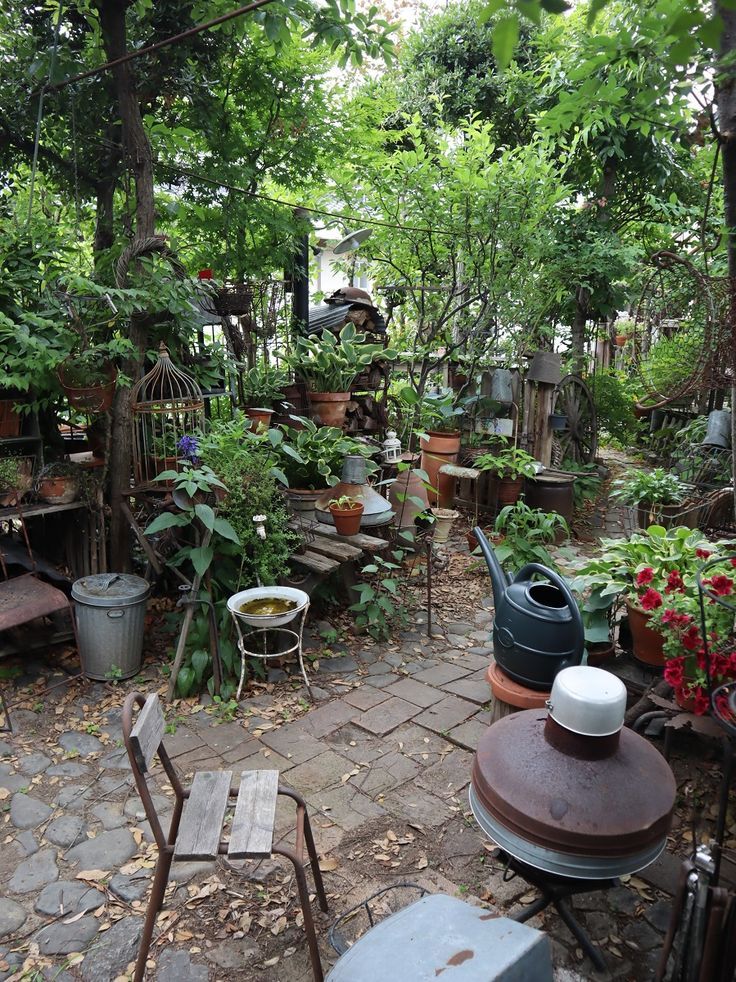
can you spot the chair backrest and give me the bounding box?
[123,691,183,849]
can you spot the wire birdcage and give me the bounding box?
[131,343,205,489]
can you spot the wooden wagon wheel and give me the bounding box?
[552,375,597,465]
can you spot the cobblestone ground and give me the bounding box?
[0,592,690,982]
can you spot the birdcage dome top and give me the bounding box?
[131,342,203,412]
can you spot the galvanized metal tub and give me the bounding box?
[72,574,150,680]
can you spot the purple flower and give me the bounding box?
[178,435,199,463]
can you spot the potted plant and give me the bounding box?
[0,456,34,507]
[240,363,288,430]
[57,340,127,413]
[35,461,80,505]
[646,550,736,712]
[410,387,464,507]
[489,500,569,570]
[475,443,538,505]
[571,525,733,667]
[328,494,364,535]
[610,468,692,529]
[260,417,375,522]
[278,325,396,429]
[580,588,617,666]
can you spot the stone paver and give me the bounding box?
[348,751,419,795]
[47,762,89,778]
[292,700,355,738]
[163,727,207,757]
[282,750,352,794]
[45,815,86,848]
[109,870,151,902]
[9,848,59,893]
[416,748,473,798]
[307,784,386,831]
[0,899,27,939]
[411,663,470,686]
[58,732,103,757]
[353,697,419,736]
[413,694,477,734]
[10,793,52,829]
[446,717,488,751]
[65,828,137,868]
[80,916,143,981]
[199,721,252,755]
[156,947,209,981]
[35,881,105,916]
[441,676,490,704]
[382,784,455,828]
[259,726,325,764]
[35,915,100,955]
[342,687,389,711]
[18,752,52,775]
[382,677,446,708]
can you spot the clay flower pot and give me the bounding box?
[37,475,79,505]
[308,392,351,428]
[625,600,665,667]
[420,430,461,508]
[244,407,274,431]
[329,500,364,536]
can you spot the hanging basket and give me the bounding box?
[201,282,254,317]
[58,362,117,413]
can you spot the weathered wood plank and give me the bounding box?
[228,770,278,859]
[290,550,340,574]
[174,771,232,860]
[301,521,388,551]
[130,694,165,773]
[308,534,363,561]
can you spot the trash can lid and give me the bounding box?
[72,573,150,607]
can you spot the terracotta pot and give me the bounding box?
[466,528,497,551]
[389,468,429,531]
[586,641,616,667]
[431,507,458,544]
[615,335,628,347]
[308,391,350,428]
[58,363,117,414]
[626,600,665,667]
[0,399,22,437]
[244,407,274,431]
[420,430,461,508]
[38,475,79,505]
[329,502,364,536]
[497,476,525,506]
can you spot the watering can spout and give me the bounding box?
[472,527,510,605]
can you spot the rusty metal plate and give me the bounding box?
[0,574,71,632]
[470,709,676,876]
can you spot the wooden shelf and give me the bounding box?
[0,501,86,522]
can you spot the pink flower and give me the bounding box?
[640,588,663,611]
[636,567,654,587]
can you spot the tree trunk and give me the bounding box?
[98,0,157,569]
[93,177,116,256]
[570,286,588,374]
[715,1,736,519]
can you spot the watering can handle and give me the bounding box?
[514,563,584,658]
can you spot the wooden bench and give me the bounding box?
[287,520,389,595]
[123,692,328,982]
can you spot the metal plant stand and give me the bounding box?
[500,851,615,972]
[230,601,312,700]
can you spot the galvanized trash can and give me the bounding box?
[72,574,150,680]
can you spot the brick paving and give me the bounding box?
[0,567,694,982]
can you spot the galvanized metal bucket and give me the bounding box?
[72,574,150,680]
[703,409,732,449]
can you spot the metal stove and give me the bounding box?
[470,666,677,969]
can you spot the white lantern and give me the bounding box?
[382,430,402,463]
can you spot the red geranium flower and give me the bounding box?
[696,548,712,560]
[635,567,654,587]
[664,657,685,687]
[665,570,685,594]
[640,588,663,611]
[706,574,733,597]
[682,625,702,651]
[693,689,710,716]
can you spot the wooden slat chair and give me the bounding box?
[122,692,329,982]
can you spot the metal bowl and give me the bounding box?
[227,586,309,628]
[547,666,626,737]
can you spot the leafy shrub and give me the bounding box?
[588,370,640,447]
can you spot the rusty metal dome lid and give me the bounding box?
[470,709,676,879]
[325,286,375,307]
[547,666,627,737]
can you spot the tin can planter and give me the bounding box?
[284,487,323,524]
[308,392,351,428]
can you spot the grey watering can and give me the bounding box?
[473,528,584,691]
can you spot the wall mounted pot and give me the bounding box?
[625,600,665,667]
[308,391,350,428]
[549,413,568,432]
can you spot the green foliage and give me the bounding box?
[475,443,538,480]
[560,460,602,511]
[639,332,704,401]
[491,500,568,570]
[350,552,410,640]
[278,324,397,393]
[589,370,640,447]
[262,417,376,490]
[0,458,26,490]
[241,362,288,406]
[610,468,689,507]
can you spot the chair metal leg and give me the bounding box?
[274,845,324,982]
[302,804,328,913]
[135,849,173,982]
